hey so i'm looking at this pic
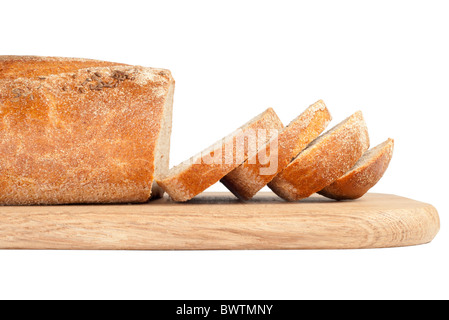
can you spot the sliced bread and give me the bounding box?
[220,100,332,200]
[157,108,283,202]
[319,138,394,200]
[268,111,370,201]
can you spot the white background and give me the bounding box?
[0,0,448,300]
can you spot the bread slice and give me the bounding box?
[220,100,332,200]
[157,108,283,202]
[0,56,174,205]
[268,111,370,201]
[319,138,394,200]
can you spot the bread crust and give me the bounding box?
[0,56,174,205]
[157,108,283,202]
[319,138,394,200]
[221,100,332,200]
[268,111,370,201]
[0,56,125,80]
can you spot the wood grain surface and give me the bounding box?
[0,193,440,250]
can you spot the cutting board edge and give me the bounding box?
[0,192,441,250]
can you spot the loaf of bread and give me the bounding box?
[157,108,283,202]
[1,56,393,205]
[220,100,332,200]
[0,56,175,205]
[319,138,394,200]
[268,111,370,201]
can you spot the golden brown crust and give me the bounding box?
[221,100,332,200]
[0,56,125,80]
[319,139,394,200]
[157,108,283,202]
[268,111,370,201]
[0,56,174,205]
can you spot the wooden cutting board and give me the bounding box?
[0,193,440,250]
